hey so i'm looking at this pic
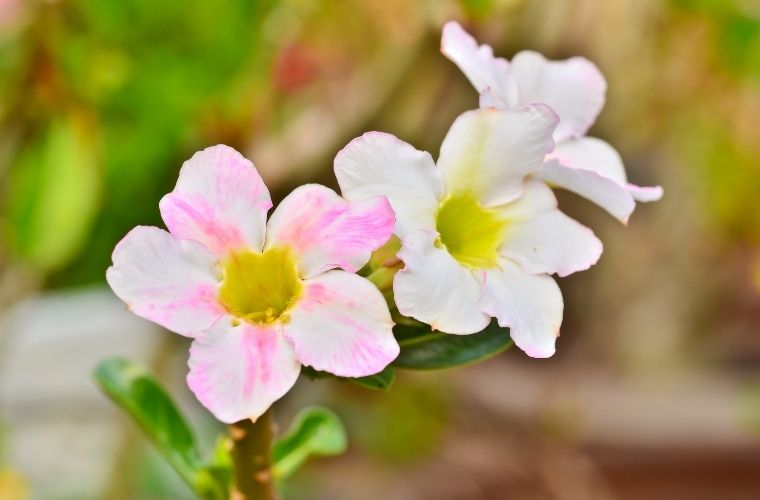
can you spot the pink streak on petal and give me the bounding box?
[283,272,398,377]
[266,185,395,277]
[186,320,300,423]
[106,226,224,338]
[162,194,247,253]
[160,145,272,257]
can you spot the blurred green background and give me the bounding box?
[1,0,759,499]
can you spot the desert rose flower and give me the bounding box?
[335,107,602,357]
[107,145,399,423]
[441,21,662,223]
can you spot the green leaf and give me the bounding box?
[300,366,332,380]
[93,358,201,487]
[272,406,347,480]
[392,320,512,370]
[300,365,395,391]
[349,365,395,391]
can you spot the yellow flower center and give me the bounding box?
[218,247,302,325]
[435,192,506,269]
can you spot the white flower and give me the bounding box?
[441,21,663,223]
[335,107,602,357]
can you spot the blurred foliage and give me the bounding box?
[739,382,760,435]
[672,0,760,78]
[665,0,760,244]
[1,0,277,285]
[339,373,452,463]
[3,115,99,271]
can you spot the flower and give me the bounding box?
[335,106,602,357]
[441,21,662,224]
[107,145,399,423]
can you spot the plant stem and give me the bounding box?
[229,410,276,500]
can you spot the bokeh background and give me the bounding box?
[1,0,759,498]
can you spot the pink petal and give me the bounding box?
[499,181,603,277]
[265,184,395,278]
[394,230,490,334]
[283,271,398,377]
[510,51,607,143]
[187,319,300,423]
[160,145,272,257]
[106,226,225,337]
[335,131,444,239]
[437,106,558,207]
[440,21,513,106]
[480,261,563,358]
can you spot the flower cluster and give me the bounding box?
[107,22,661,423]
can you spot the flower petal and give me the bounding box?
[549,136,627,184]
[537,160,636,224]
[539,137,663,221]
[334,131,443,238]
[627,184,664,202]
[499,181,603,277]
[159,145,272,256]
[106,226,224,337]
[510,51,606,142]
[440,21,513,106]
[438,106,558,206]
[394,230,490,334]
[265,184,395,278]
[283,271,398,377]
[187,319,300,423]
[480,261,563,358]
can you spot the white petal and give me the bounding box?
[479,88,503,109]
[549,137,627,184]
[510,51,606,142]
[334,132,443,238]
[265,184,395,278]
[540,137,663,221]
[106,226,224,337]
[160,145,272,257]
[284,271,398,377]
[537,160,636,224]
[437,106,558,206]
[627,184,664,202]
[481,261,563,358]
[499,181,603,277]
[187,320,300,423]
[394,230,490,334]
[440,21,513,106]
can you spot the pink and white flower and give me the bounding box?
[107,145,399,423]
[335,107,602,358]
[441,21,663,224]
